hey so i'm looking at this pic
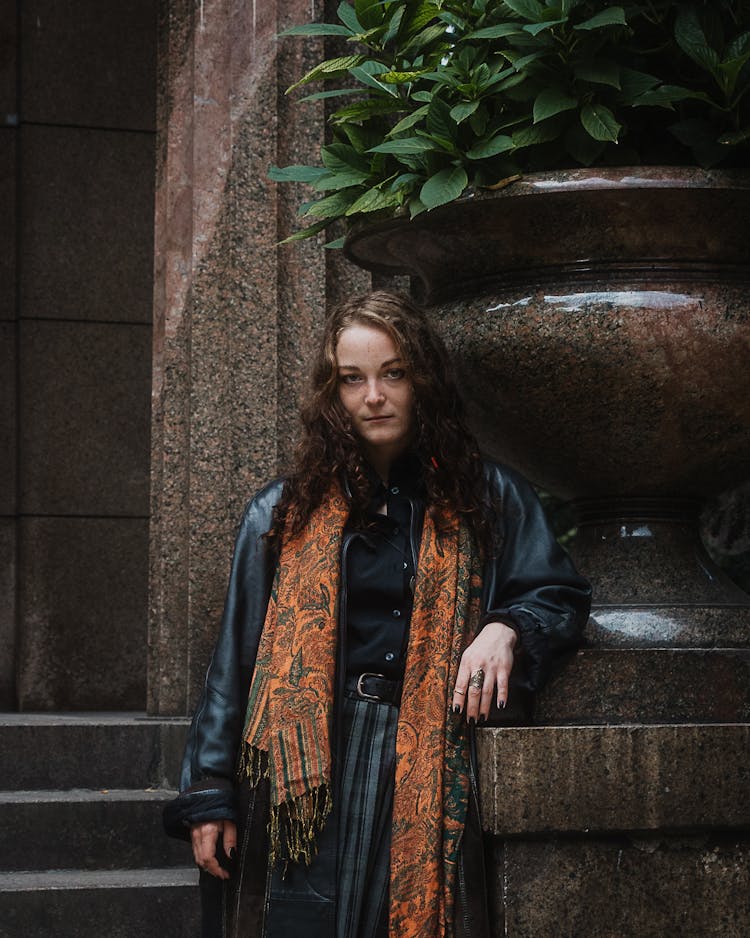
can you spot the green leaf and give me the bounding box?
[368,137,436,154]
[336,2,362,33]
[278,23,353,38]
[533,87,578,122]
[512,119,563,148]
[299,87,368,103]
[345,187,401,215]
[462,24,524,40]
[390,172,422,191]
[674,8,721,74]
[286,55,366,92]
[411,91,433,103]
[323,236,346,250]
[382,4,406,44]
[268,164,329,184]
[303,187,362,219]
[387,105,431,137]
[320,142,370,175]
[279,219,330,245]
[618,68,659,100]
[402,23,451,56]
[574,61,620,89]
[523,18,567,36]
[632,85,709,109]
[508,51,546,72]
[402,1,441,37]
[564,122,606,166]
[718,127,750,146]
[314,171,371,191]
[330,98,404,123]
[580,103,621,142]
[420,166,469,209]
[503,0,544,21]
[379,69,431,84]
[574,7,626,31]
[450,101,480,124]
[354,0,384,30]
[426,97,456,142]
[726,31,750,62]
[466,134,515,158]
[409,197,428,219]
[350,63,399,96]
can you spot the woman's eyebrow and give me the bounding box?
[337,357,403,370]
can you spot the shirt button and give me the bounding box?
[402,561,408,569]
[385,652,396,662]
[393,526,400,535]
[392,609,401,618]
[390,486,400,495]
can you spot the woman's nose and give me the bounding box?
[364,380,385,405]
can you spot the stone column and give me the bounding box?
[149,0,368,716]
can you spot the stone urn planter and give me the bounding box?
[345,168,750,716]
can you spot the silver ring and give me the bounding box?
[469,668,485,690]
[454,689,465,696]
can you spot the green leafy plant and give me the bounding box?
[270,1,750,244]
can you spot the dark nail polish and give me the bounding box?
[499,699,506,709]
[468,716,476,727]
[453,704,461,714]
[478,714,486,725]
[229,847,236,859]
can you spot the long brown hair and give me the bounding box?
[269,291,493,551]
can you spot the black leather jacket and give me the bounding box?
[164,461,591,937]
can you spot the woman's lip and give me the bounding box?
[364,415,392,421]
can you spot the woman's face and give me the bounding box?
[335,323,415,476]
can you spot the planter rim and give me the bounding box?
[343,165,750,296]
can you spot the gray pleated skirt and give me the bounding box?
[267,693,399,938]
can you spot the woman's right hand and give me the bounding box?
[190,819,237,880]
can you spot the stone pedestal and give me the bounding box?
[344,170,750,934]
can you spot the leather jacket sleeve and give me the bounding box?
[163,479,284,839]
[481,462,591,691]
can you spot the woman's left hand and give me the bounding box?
[452,621,517,723]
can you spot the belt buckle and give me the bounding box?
[356,672,386,701]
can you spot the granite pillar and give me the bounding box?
[148,0,368,715]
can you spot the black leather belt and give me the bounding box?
[345,672,402,705]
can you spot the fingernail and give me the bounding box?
[499,699,506,709]
[453,704,461,714]
[468,716,476,727]
[478,714,486,725]
[229,847,236,859]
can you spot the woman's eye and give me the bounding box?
[385,369,406,380]
[340,373,362,384]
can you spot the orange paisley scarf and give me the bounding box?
[240,482,482,937]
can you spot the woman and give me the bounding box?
[164,291,591,938]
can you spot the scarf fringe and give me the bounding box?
[239,741,332,868]
[269,783,333,868]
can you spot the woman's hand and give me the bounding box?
[452,621,517,722]
[190,819,237,880]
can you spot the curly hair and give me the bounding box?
[269,291,494,552]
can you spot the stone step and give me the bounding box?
[533,647,750,724]
[0,867,200,938]
[0,713,190,790]
[477,722,750,836]
[0,789,192,872]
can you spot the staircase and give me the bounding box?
[0,713,200,938]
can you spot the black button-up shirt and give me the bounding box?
[344,457,423,680]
